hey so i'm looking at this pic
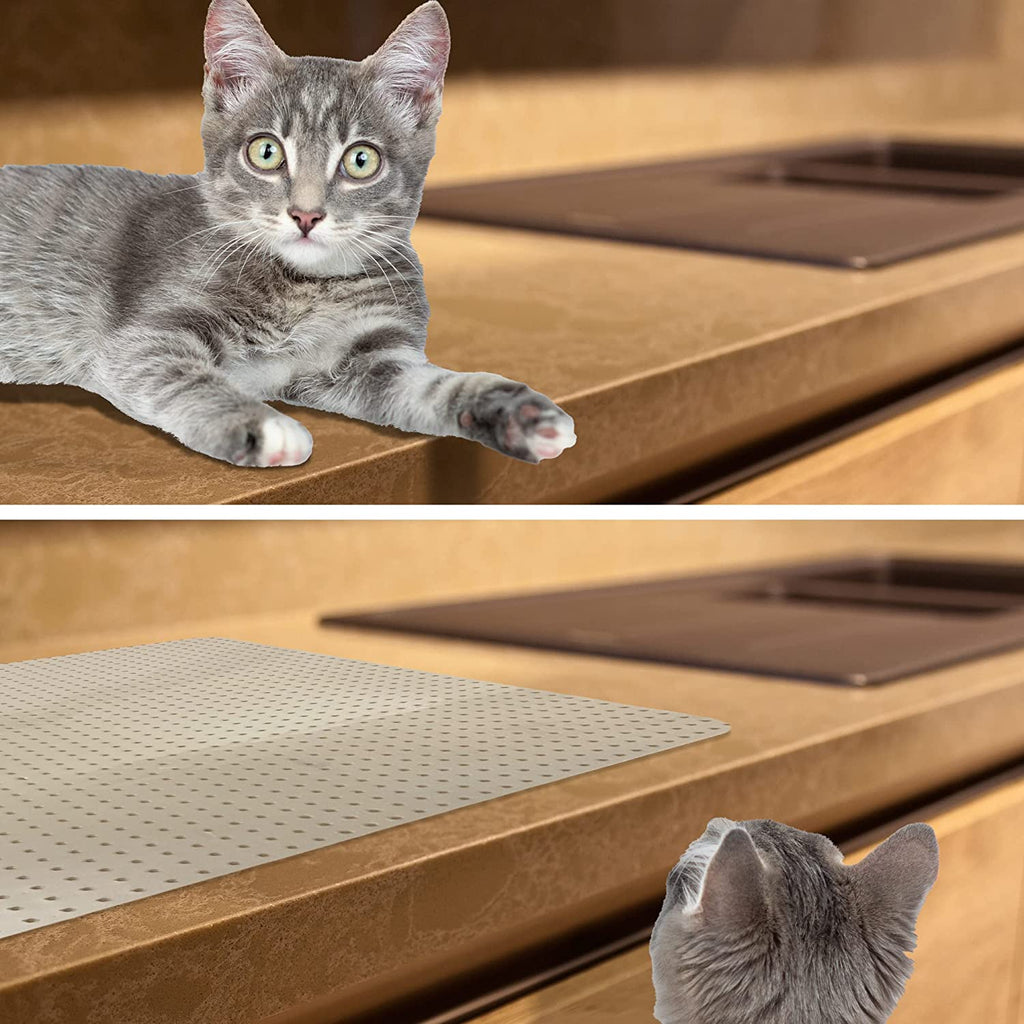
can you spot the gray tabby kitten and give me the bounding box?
[0,0,576,467]
[650,817,940,1024]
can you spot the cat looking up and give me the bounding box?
[0,0,576,468]
[650,817,940,1024]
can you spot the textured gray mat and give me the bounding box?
[0,638,729,939]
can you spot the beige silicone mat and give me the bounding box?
[0,638,729,939]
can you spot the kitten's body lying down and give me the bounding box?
[651,818,939,1024]
[0,0,576,467]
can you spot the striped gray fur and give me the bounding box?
[650,818,940,1024]
[0,0,576,468]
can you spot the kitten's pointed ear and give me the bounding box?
[698,828,767,930]
[850,823,939,934]
[368,2,451,128]
[204,0,285,109]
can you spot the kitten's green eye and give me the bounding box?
[341,143,382,180]
[247,136,285,171]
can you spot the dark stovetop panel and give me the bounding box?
[420,139,1024,268]
[324,557,1024,685]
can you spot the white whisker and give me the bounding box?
[346,235,401,310]
[172,220,253,250]
[160,181,209,197]
[351,231,421,305]
[235,234,273,287]
[193,229,264,291]
[360,229,420,271]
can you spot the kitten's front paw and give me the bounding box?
[459,383,576,464]
[229,410,313,468]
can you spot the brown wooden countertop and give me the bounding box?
[1,613,1022,1023]
[5,117,1024,503]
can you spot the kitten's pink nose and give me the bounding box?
[289,208,326,236]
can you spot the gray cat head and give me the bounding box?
[199,0,448,277]
[650,818,939,1024]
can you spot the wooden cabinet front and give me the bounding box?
[705,362,1024,505]
[469,775,1024,1024]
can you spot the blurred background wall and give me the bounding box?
[2,0,1024,182]
[0,0,1006,99]
[2,520,1022,646]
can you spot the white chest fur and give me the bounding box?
[222,308,415,399]
[224,355,300,399]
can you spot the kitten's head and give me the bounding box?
[650,818,939,1024]
[199,0,449,277]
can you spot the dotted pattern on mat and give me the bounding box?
[0,638,729,939]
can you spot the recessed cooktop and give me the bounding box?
[325,557,1024,685]
[420,139,1024,268]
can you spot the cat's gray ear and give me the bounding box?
[368,2,451,128]
[204,0,286,109]
[849,823,939,935]
[698,828,767,929]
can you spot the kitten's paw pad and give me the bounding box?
[461,385,576,464]
[506,403,577,462]
[234,413,313,468]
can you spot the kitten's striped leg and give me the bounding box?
[94,332,313,468]
[282,336,576,463]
